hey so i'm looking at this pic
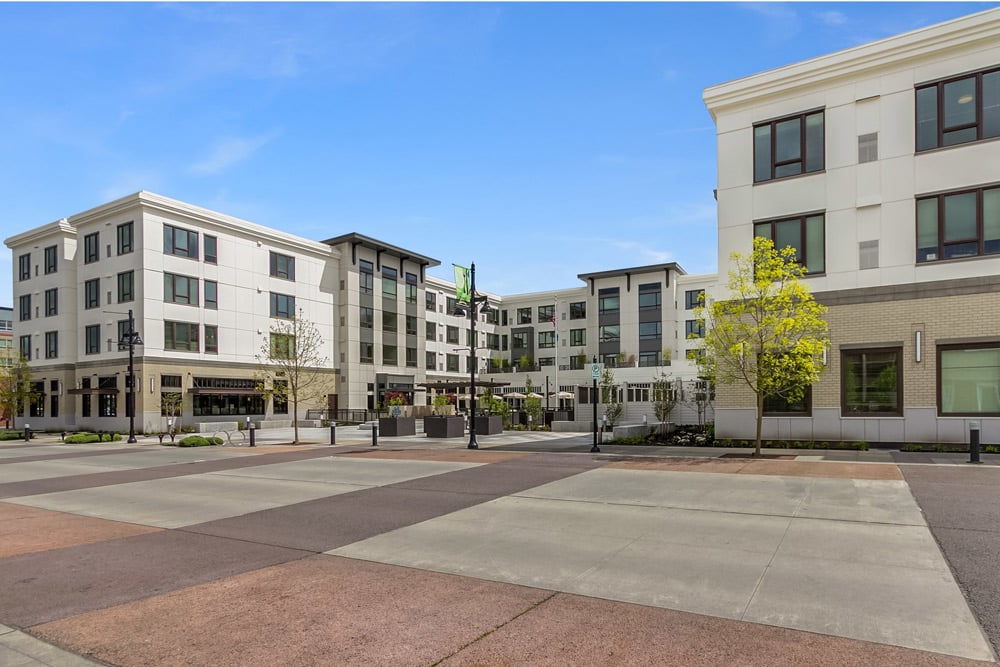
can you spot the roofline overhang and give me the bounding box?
[321,232,441,269]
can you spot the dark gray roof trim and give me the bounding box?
[321,232,440,268]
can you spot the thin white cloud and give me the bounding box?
[743,3,801,40]
[100,170,163,201]
[817,11,848,27]
[191,130,282,175]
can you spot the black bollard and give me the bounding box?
[24,425,30,442]
[249,423,256,447]
[372,424,378,447]
[330,423,336,445]
[970,422,981,464]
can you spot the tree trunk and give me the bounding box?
[755,391,763,458]
[292,395,299,444]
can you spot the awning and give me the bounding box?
[188,388,262,395]
[66,388,120,395]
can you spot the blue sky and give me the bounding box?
[1,2,992,302]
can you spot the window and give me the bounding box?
[424,320,434,340]
[447,297,459,315]
[570,328,586,346]
[539,357,555,367]
[360,260,374,295]
[118,270,134,303]
[917,186,1000,262]
[487,333,500,350]
[501,334,508,351]
[204,280,218,309]
[85,324,100,354]
[570,301,586,319]
[512,332,528,348]
[638,283,661,310]
[165,321,200,352]
[685,320,705,338]
[270,293,295,319]
[638,352,660,367]
[426,291,436,311]
[165,273,199,306]
[383,313,398,333]
[598,288,619,314]
[501,310,508,326]
[43,331,57,359]
[164,224,198,259]
[204,325,218,354]
[426,351,436,370]
[361,306,374,329]
[599,325,620,343]
[18,253,30,280]
[45,288,57,317]
[446,326,459,345]
[269,332,295,359]
[627,384,650,402]
[754,214,826,274]
[360,341,374,363]
[19,335,31,360]
[539,331,555,348]
[685,290,704,310]
[273,380,288,414]
[406,347,417,368]
[517,308,532,324]
[117,320,130,346]
[44,245,57,274]
[270,251,295,280]
[939,344,1000,415]
[446,353,459,372]
[639,322,662,340]
[99,377,118,417]
[858,133,878,163]
[686,348,705,361]
[383,344,398,366]
[570,355,586,370]
[916,68,1000,152]
[84,232,100,263]
[382,266,397,299]
[405,273,417,304]
[19,294,31,321]
[117,222,133,255]
[84,279,100,309]
[405,315,417,336]
[754,110,824,182]
[538,305,555,323]
[204,235,217,264]
[842,348,902,416]
[764,388,812,415]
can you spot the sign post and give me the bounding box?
[591,359,601,453]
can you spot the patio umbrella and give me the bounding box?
[526,392,544,399]
[553,391,575,399]
[504,392,526,399]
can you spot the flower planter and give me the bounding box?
[474,415,503,435]
[378,416,416,437]
[423,415,465,438]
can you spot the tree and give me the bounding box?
[256,309,335,444]
[696,236,828,457]
[651,371,678,437]
[0,356,36,430]
[524,378,542,428]
[159,391,183,432]
[600,367,623,430]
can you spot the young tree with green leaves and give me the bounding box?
[696,236,828,457]
[651,371,678,437]
[0,356,36,431]
[600,367,623,430]
[256,309,336,444]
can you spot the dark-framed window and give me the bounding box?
[45,288,57,317]
[406,315,417,336]
[269,293,295,319]
[118,320,130,346]
[84,278,100,309]
[164,224,198,259]
[517,307,532,324]
[204,280,218,309]
[19,294,31,321]
[204,325,218,354]
[406,346,418,368]
[98,376,117,417]
[487,333,500,350]
[538,305,555,323]
[569,301,586,319]
[273,380,288,414]
[446,325,459,345]
[570,328,586,346]
[599,325,620,343]
[269,333,295,359]
[164,273,199,305]
[19,334,31,360]
[118,270,134,303]
[425,291,436,311]
[598,288,619,315]
[117,221,134,255]
[446,353,459,372]
[361,306,375,329]
[685,289,704,310]
[685,320,705,338]
[45,331,58,359]
[44,245,57,274]
[938,343,1000,415]
[764,387,812,416]
[426,351,436,370]
[638,352,660,367]
[447,297,459,315]
[382,266,397,298]
[164,321,200,352]
[638,283,661,310]
[538,331,555,348]
[754,110,824,183]
[18,253,30,280]
[842,347,902,416]
[383,312,398,333]
[754,213,826,274]
[917,185,1000,263]
[916,68,1000,152]
[360,260,374,295]
[204,235,217,264]
[270,251,295,280]
[512,332,528,348]
[360,341,374,364]
[85,324,100,355]
[84,232,100,263]
[383,344,398,366]
[405,272,418,304]
[425,320,435,339]
[639,321,662,340]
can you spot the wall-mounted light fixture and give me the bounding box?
[915,331,923,363]
[822,343,828,366]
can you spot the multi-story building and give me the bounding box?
[6,192,713,433]
[704,7,1000,444]
[0,306,12,368]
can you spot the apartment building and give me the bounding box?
[703,7,1000,444]
[7,192,713,433]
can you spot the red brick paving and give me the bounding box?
[607,457,903,480]
[0,503,160,558]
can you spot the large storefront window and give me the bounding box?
[191,377,264,416]
[842,348,902,416]
[939,345,1000,415]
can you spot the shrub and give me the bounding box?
[901,443,924,452]
[984,445,999,454]
[177,435,223,447]
[854,441,869,451]
[0,431,28,441]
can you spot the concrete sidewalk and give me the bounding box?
[0,440,996,666]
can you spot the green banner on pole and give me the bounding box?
[453,264,470,304]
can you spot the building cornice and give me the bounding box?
[577,262,684,282]
[4,219,76,249]
[322,232,440,269]
[703,7,1000,118]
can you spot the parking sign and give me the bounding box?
[591,363,601,380]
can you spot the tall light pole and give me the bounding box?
[454,263,491,449]
[118,309,143,443]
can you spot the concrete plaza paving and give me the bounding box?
[0,433,996,666]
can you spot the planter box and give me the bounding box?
[474,415,503,435]
[378,416,416,437]
[423,415,465,438]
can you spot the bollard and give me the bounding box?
[969,421,981,464]
[248,422,256,447]
[330,423,337,445]
[24,424,30,442]
[372,424,378,447]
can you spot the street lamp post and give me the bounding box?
[455,263,491,449]
[117,309,144,443]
